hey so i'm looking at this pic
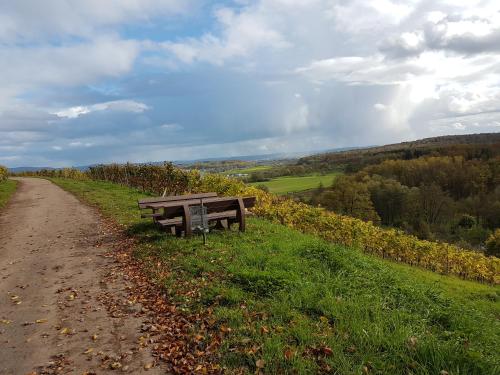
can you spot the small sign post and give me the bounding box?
[189,199,209,245]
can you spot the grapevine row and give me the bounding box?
[0,165,7,181]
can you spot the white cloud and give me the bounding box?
[161,123,183,131]
[0,37,140,90]
[0,0,192,43]
[161,4,291,65]
[54,100,149,119]
[374,103,387,111]
[69,141,94,147]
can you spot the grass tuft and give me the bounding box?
[0,179,18,209]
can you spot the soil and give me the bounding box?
[0,178,164,374]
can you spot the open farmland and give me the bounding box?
[249,172,340,194]
[225,165,273,175]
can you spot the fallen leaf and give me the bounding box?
[110,362,122,369]
[220,325,232,333]
[35,319,48,324]
[256,359,265,369]
[284,348,294,360]
[59,327,71,335]
[83,348,93,354]
[0,319,12,324]
[260,326,269,335]
[91,334,98,340]
[144,363,153,370]
[322,346,333,356]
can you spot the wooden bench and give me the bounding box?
[148,196,256,236]
[138,192,217,221]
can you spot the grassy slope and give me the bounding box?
[0,179,17,209]
[51,178,499,374]
[249,172,340,194]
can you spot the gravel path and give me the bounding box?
[0,178,163,374]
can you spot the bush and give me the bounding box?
[485,229,500,257]
[0,165,7,181]
[458,214,476,229]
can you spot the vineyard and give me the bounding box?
[0,165,7,181]
[18,163,500,284]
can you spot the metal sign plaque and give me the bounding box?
[190,204,208,231]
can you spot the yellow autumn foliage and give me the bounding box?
[0,165,7,181]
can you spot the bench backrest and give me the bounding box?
[203,196,256,212]
[138,192,218,209]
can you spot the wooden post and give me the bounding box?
[236,198,246,232]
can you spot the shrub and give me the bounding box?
[485,229,500,257]
[0,165,7,181]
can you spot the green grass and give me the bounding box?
[249,172,340,194]
[0,179,18,209]
[50,178,500,374]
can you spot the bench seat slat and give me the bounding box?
[157,210,238,227]
[140,213,163,219]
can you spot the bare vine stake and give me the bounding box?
[125,163,130,186]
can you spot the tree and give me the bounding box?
[414,184,453,226]
[319,176,380,223]
[485,229,500,257]
[368,178,409,226]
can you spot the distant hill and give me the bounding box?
[298,132,500,171]
[8,148,361,173]
[8,166,56,173]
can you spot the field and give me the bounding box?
[0,179,17,209]
[51,177,500,374]
[249,172,340,194]
[225,165,273,174]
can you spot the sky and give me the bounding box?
[1,0,500,167]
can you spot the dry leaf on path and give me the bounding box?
[256,359,265,369]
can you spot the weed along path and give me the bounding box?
[0,178,163,374]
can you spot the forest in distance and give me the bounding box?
[249,133,500,255]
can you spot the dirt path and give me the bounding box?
[0,178,163,374]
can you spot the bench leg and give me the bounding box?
[215,219,226,230]
[182,204,192,236]
[236,198,246,232]
[175,226,183,237]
